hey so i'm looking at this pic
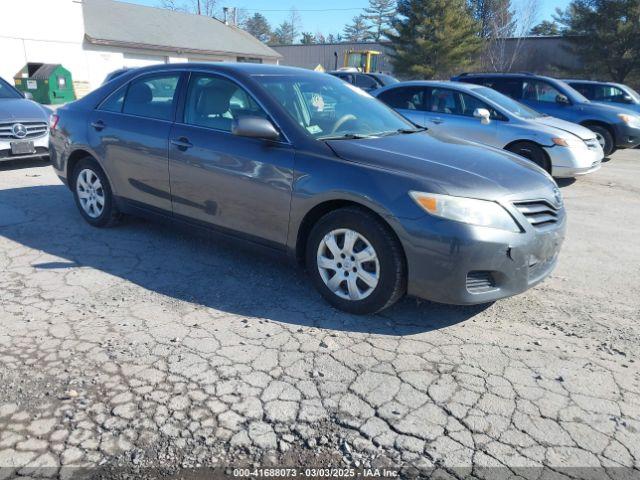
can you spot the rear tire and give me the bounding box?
[72,157,120,228]
[506,142,551,173]
[305,207,406,315]
[587,124,615,156]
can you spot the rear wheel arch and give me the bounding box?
[580,121,615,155]
[66,149,94,189]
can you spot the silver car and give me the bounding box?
[373,80,604,177]
[0,76,51,163]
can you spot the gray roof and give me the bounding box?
[82,0,281,60]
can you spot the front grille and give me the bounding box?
[466,271,496,293]
[585,138,600,150]
[513,200,560,228]
[0,121,48,140]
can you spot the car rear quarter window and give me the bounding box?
[378,87,425,111]
[122,74,180,121]
[98,85,126,113]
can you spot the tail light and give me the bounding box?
[49,114,59,131]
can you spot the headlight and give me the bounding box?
[552,136,584,148]
[409,191,520,232]
[618,113,640,127]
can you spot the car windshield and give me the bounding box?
[0,78,21,99]
[623,85,640,103]
[253,74,415,140]
[558,80,590,103]
[475,87,542,119]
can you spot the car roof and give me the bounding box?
[563,79,625,87]
[454,72,559,82]
[142,62,313,76]
[379,80,483,91]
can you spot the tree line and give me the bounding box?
[160,0,640,84]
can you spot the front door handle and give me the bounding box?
[431,117,444,125]
[90,120,105,131]
[171,137,193,150]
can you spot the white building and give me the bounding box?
[0,0,281,95]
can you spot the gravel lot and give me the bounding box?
[1,151,639,479]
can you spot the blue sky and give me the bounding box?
[128,0,572,37]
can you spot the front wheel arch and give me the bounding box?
[504,140,552,173]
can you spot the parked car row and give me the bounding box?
[3,64,638,315]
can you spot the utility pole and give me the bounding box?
[197,0,201,15]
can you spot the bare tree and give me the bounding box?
[159,0,219,18]
[482,0,539,72]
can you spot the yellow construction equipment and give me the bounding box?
[343,50,381,73]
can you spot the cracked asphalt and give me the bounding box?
[0,151,639,480]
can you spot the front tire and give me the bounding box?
[506,142,551,173]
[587,125,615,156]
[72,157,120,227]
[305,207,406,315]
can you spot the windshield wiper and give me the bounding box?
[318,133,372,140]
[397,127,428,134]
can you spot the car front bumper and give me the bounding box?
[393,208,566,305]
[543,142,603,178]
[0,134,49,162]
[613,122,640,149]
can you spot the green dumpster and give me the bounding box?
[14,63,76,105]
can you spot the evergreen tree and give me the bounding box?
[301,32,316,44]
[468,0,514,38]
[343,15,370,42]
[242,13,272,43]
[556,0,640,82]
[363,0,397,41]
[529,20,560,36]
[271,21,296,44]
[389,0,482,78]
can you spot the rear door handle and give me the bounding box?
[90,120,105,131]
[171,137,193,150]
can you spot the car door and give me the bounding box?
[423,87,499,146]
[88,72,183,212]
[168,72,295,247]
[376,86,426,126]
[520,79,570,120]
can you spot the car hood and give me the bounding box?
[327,131,557,202]
[534,115,596,140]
[0,98,50,122]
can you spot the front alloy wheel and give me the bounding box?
[317,228,380,301]
[306,207,406,314]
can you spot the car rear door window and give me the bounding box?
[522,80,563,103]
[183,74,267,132]
[354,74,378,90]
[378,87,425,110]
[122,74,180,121]
[427,88,460,114]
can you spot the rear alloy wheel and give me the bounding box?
[588,125,615,156]
[306,207,406,314]
[506,142,550,173]
[72,158,120,227]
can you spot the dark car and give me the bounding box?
[329,71,398,92]
[565,79,640,115]
[50,64,565,314]
[101,68,133,85]
[451,72,640,155]
[0,76,52,163]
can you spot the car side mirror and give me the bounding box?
[622,95,634,104]
[232,116,280,141]
[556,94,570,105]
[23,91,34,100]
[473,108,491,124]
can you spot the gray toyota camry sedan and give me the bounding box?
[50,64,566,314]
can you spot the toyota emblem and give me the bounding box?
[12,123,28,139]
